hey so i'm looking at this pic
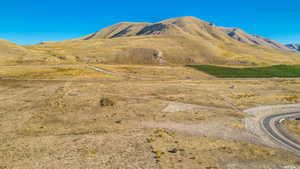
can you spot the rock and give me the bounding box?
[168,148,178,153]
[229,85,236,89]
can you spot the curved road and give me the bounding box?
[261,112,300,155]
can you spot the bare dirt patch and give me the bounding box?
[162,101,219,113]
[142,121,261,145]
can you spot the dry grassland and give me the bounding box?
[283,119,300,139]
[0,65,300,169]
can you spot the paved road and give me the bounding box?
[261,111,300,155]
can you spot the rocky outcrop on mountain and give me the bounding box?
[286,44,300,52]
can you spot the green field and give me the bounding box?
[187,65,300,78]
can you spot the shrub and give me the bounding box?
[99,98,114,107]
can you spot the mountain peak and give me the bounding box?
[162,16,203,22]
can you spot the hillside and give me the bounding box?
[0,39,31,64]
[15,16,300,66]
[0,39,57,65]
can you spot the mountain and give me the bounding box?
[83,16,292,52]
[82,17,229,41]
[286,44,300,51]
[24,16,300,66]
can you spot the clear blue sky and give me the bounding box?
[0,0,299,45]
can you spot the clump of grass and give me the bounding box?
[153,129,170,138]
[283,95,299,103]
[147,138,156,143]
[187,65,300,78]
[152,149,165,159]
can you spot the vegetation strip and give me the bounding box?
[187,65,300,78]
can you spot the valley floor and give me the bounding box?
[1,65,300,169]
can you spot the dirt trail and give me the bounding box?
[87,65,153,80]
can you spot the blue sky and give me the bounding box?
[0,0,299,45]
